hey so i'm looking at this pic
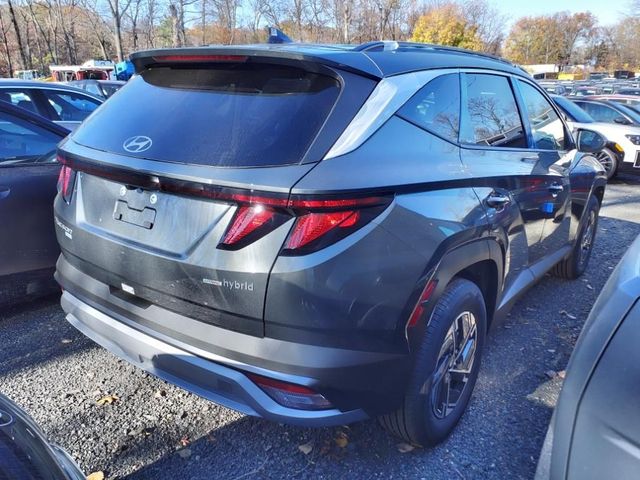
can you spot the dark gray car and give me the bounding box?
[536,233,640,479]
[0,101,69,306]
[54,42,607,446]
[0,393,84,479]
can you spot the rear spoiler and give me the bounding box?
[129,46,383,80]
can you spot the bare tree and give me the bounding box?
[0,7,14,76]
[7,0,28,69]
[105,0,134,61]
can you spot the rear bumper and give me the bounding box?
[57,254,409,425]
[62,290,368,426]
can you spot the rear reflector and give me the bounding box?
[407,279,438,328]
[247,373,332,411]
[152,54,248,63]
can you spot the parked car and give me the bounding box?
[570,86,603,97]
[572,98,640,127]
[615,87,640,96]
[0,100,69,306]
[54,42,607,446]
[552,95,634,179]
[586,94,640,115]
[69,79,125,99]
[0,393,84,479]
[535,234,640,480]
[0,80,103,130]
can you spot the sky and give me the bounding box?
[493,0,629,27]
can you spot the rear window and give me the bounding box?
[71,64,341,167]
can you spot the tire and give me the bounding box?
[595,148,618,180]
[379,278,487,447]
[552,195,600,279]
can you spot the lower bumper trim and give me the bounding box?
[61,291,368,427]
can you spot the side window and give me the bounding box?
[576,102,625,124]
[85,82,102,97]
[42,90,101,122]
[396,73,460,143]
[461,74,527,148]
[517,80,566,150]
[0,89,38,114]
[0,112,61,165]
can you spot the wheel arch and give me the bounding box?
[406,238,504,350]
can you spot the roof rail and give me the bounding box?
[354,40,516,67]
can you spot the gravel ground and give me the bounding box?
[1,174,640,480]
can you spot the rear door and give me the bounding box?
[57,59,373,335]
[460,73,548,268]
[0,109,65,278]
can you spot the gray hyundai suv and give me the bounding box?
[53,42,607,446]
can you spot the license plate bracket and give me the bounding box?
[113,200,156,229]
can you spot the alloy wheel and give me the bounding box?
[430,311,478,419]
[595,149,615,177]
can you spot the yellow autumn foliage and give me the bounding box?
[411,4,483,51]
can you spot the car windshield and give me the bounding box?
[553,96,594,123]
[100,83,122,98]
[615,103,640,123]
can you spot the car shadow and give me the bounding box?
[0,294,95,378]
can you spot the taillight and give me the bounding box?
[217,193,391,254]
[219,205,288,250]
[247,373,332,410]
[406,279,438,328]
[56,164,76,203]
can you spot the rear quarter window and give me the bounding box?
[70,63,341,167]
[396,73,460,143]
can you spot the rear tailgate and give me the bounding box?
[56,53,377,336]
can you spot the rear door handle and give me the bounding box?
[0,186,10,200]
[485,193,510,209]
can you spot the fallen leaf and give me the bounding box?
[559,310,577,320]
[180,435,190,447]
[586,284,594,290]
[154,390,167,399]
[87,472,105,480]
[397,442,415,453]
[177,448,192,459]
[334,432,348,448]
[545,370,557,379]
[557,370,566,379]
[61,338,73,344]
[97,395,118,405]
[298,441,313,455]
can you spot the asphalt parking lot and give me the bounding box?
[1,173,640,480]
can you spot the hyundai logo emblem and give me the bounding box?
[123,135,153,153]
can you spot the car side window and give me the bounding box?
[0,89,38,115]
[396,73,460,143]
[461,74,527,148]
[0,111,61,165]
[575,102,626,124]
[42,90,101,122]
[85,82,102,97]
[517,80,566,151]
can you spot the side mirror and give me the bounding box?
[614,117,630,125]
[576,129,607,153]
